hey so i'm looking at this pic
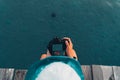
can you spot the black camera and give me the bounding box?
[47,37,67,56]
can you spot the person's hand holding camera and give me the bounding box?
[63,37,78,60]
[40,37,78,60]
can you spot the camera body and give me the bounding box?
[47,37,67,56]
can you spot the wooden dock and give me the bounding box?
[0,65,120,80]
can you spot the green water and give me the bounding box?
[0,0,120,69]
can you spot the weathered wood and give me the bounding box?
[0,68,14,80]
[81,65,92,80]
[14,69,27,80]
[1,65,120,80]
[113,66,120,80]
[92,65,114,80]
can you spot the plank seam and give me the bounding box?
[112,66,115,80]
[90,65,93,80]
[12,69,16,80]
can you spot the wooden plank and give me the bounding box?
[113,66,120,80]
[14,69,27,80]
[81,65,92,80]
[0,68,14,80]
[92,65,114,80]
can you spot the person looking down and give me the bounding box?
[40,37,78,60]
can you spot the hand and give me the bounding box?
[63,37,78,60]
[63,37,73,49]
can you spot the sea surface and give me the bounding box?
[0,0,120,69]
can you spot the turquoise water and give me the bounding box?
[0,0,120,68]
